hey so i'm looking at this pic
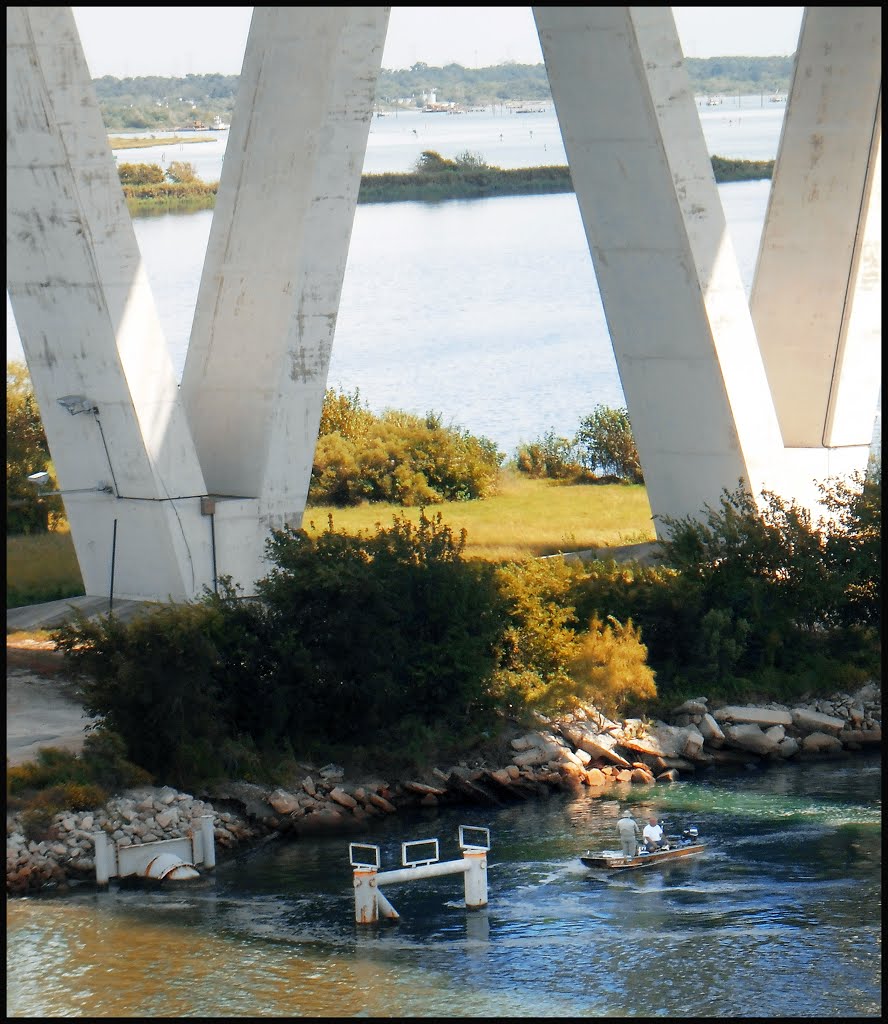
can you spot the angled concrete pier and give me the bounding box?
[6,6,881,601]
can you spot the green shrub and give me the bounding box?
[255,511,509,744]
[51,602,238,787]
[574,405,643,482]
[117,161,165,185]
[564,472,881,702]
[6,362,64,535]
[309,403,503,506]
[515,430,581,480]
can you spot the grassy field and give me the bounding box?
[303,475,655,561]
[6,476,655,607]
[108,135,216,149]
[6,525,85,609]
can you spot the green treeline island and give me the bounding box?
[118,150,775,216]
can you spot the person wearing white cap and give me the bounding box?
[616,808,640,858]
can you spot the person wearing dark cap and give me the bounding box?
[616,808,640,858]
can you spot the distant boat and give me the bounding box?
[705,96,723,107]
[212,116,230,130]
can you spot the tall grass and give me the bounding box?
[6,528,84,607]
[303,473,656,562]
[6,477,654,605]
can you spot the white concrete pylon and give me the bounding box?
[7,6,880,604]
[751,7,881,451]
[180,7,390,533]
[6,6,213,601]
[534,5,879,531]
[534,6,788,533]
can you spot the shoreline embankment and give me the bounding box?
[7,681,880,896]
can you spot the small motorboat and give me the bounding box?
[582,827,706,870]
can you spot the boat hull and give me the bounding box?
[581,843,706,870]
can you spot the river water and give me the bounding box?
[7,755,881,1017]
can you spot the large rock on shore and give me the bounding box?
[712,706,793,727]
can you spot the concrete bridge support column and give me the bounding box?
[6,7,213,601]
[751,7,881,498]
[179,7,390,563]
[7,6,389,601]
[534,6,786,534]
[534,5,880,532]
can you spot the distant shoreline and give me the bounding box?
[120,155,774,215]
[109,135,216,150]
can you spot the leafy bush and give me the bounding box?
[514,430,580,480]
[165,160,198,184]
[574,405,643,482]
[568,615,657,717]
[51,603,237,787]
[492,559,658,718]
[6,362,64,534]
[310,394,503,506]
[413,149,460,173]
[255,511,509,749]
[568,471,881,702]
[117,161,165,185]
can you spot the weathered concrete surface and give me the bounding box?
[750,7,882,450]
[7,596,159,633]
[534,5,785,534]
[180,7,389,522]
[6,7,213,602]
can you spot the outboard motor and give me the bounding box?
[681,826,699,844]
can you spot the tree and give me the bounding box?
[117,162,165,185]
[6,362,62,534]
[413,150,458,174]
[255,511,509,749]
[165,160,199,184]
[574,405,643,481]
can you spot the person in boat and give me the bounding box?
[642,814,667,852]
[616,809,640,858]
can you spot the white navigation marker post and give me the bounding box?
[350,827,491,925]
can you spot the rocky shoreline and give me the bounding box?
[6,682,880,896]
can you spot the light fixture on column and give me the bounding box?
[57,394,98,415]
[26,471,114,496]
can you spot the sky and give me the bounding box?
[71,6,805,78]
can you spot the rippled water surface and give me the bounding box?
[7,756,881,1017]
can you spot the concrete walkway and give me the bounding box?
[7,595,160,632]
[7,596,158,767]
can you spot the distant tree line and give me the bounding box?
[92,56,795,130]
